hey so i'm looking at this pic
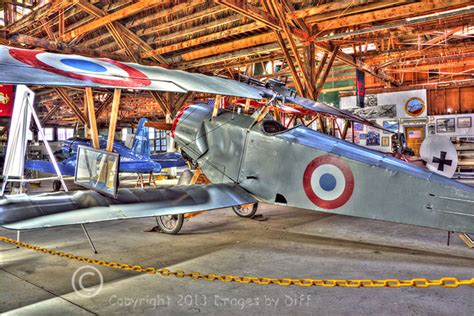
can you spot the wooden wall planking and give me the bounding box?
[428,86,474,115]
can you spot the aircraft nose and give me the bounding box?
[171,105,190,138]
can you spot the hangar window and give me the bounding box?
[149,128,168,153]
[262,120,287,134]
[58,128,74,141]
[38,127,55,141]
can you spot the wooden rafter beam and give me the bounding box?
[179,32,277,61]
[95,93,114,118]
[213,0,398,85]
[312,6,474,43]
[274,31,304,96]
[315,46,339,97]
[61,0,162,42]
[173,92,192,116]
[365,44,474,65]
[140,5,226,36]
[54,88,87,125]
[72,0,208,48]
[142,21,265,58]
[106,89,121,152]
[40,17,56,41]
[378,26,467,68]
[178,43,281,69]
[270,0,314,99]
[313,52,328,86]
[314,0,473,30]
[6,0,67,33]
[85,87,100,149]
[41,103,61,125]
[147,14,243,46]
[216,0,281,30]
[298,0,409,24]
[318,42,400,86]
[74,0,168,65]
[257,0,304,96]
[150,91,172,117]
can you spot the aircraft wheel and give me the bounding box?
[232,203,258,218]
[156,214,184,234]
[52,180,62,191]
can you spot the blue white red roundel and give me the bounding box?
[303,155,354,209]
[9,48,151,88]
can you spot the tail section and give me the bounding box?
[131,118,150,158]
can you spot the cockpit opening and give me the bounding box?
[262,120,287,134]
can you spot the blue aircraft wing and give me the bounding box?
[25,157,162,175]
[151,152,186,168]
[119,161,162,174]
[25,157,76,176]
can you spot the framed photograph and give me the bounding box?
[383,120,399,134]
[457,117,472,128]
[366,131,380,146]
[447,118,455,132]
[354,122,363,131]
[381,137,390,147]
[428,124,435,135]
[436,118,455,133]
[359,133,366,140]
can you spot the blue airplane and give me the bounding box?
[25,118,185,178]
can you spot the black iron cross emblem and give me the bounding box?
[432,151,452,172]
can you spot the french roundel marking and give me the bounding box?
[9,48,151,88]
[303,155,354,209]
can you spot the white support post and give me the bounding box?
[29,101,68,192]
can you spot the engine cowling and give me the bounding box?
[171,103,212,161]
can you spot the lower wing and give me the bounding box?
[0,184,256,230]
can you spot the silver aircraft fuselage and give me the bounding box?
[173,103,474,233]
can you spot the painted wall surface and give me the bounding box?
[379,90,427,118]
[340,90,428,153]
[342,118,393,153]
[339,95,357,110]
[340,89,427,118]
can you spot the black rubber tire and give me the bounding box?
[52,180,62,191]
[232,203,258,218]
[156,214,184,235]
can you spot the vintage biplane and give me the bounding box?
[0,45,473,244]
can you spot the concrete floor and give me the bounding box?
[1,186,474,315]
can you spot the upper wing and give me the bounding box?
[0,45,262,99]
[249,83,390,132]
[0,184,257,230]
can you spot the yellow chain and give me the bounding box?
[1,235,473,288]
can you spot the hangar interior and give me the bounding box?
[0,0,474,314]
